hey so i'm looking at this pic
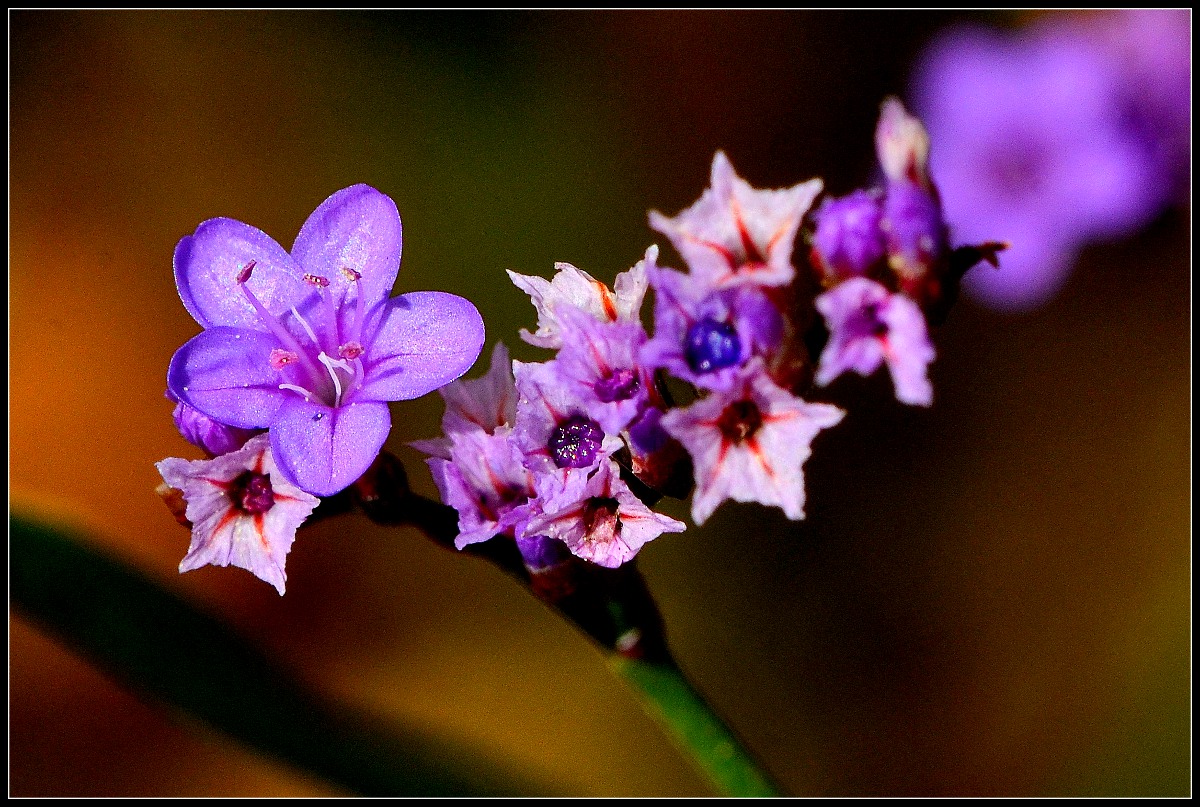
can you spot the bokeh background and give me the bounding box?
[10,10,1189,796]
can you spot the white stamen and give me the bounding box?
[317,352,346,408]
[290,306,321,346]
[279,383,316,402]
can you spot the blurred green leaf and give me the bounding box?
[10,512,551,796]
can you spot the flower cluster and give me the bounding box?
[911,9,1189,312]
[418,98,999,568]
[156,185,484,593]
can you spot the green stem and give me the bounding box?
[608,655,782,797]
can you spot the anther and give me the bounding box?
[340,267,362,282]
[236,261,257,284]
[269,349,300,370]
[303,273,331,287]
[339,341,365,360]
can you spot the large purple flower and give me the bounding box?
[167,185,485,496]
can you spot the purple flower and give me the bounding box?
[519,460,685,568]
[814,277,936,407]
[650,151,822,289]
[427,427,535,550]
[167,185,485,496]
[156,434,320,595]
[809,189,887,282]
[168,391,259,457]
[507,249,652,349]
[641,264,782,392]
[911,23,1162,311]
[660,362,844,525]
[512,359,624,474]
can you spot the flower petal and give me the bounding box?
[354,292,485,403]
[290,184,402,316]
[174,217,311,330]
[270,398,392,497]
[167,327,292,429]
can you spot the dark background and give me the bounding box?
[10,10,1189,796]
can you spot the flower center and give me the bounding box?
[716,399,762,445]
[685,318,742,374]
[548,415,605,468]
[594,368,640,403]
[852,301,890,340]
[237,262,368,409]
[229,470,275,514]
[582,496,622,538]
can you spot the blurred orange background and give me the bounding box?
[10,10,1189,796]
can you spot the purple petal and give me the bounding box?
[270,398,391,496]
[168,327,292,429]
[354,292,485,403]
[171,398,260,456]
[290,184,402,316]
[174,217,311,330]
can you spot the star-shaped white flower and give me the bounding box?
[156,434,319,595]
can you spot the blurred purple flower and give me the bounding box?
[661,361,844,525]
[167,184,485,496]
[814,277,936,407]
[912,21,1164,311]
[650,151,822,289]
[1089,9,1191,203]
[156,434,319,595]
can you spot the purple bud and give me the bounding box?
[171,398,258,457]
[684,317,742,374]
[594,367,641,403]
[810,189,887,280]
[628,406,670,455]
[881,182,948,284]
[548,415,605,469]
[516,533,573,571]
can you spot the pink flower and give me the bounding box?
[507,249,652,349]
[156,434,319,595]
[814,277,936,407]
[426,427,535,550]
[650,151,822,289]
[520,460,685,568]
[661,363,844,525]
